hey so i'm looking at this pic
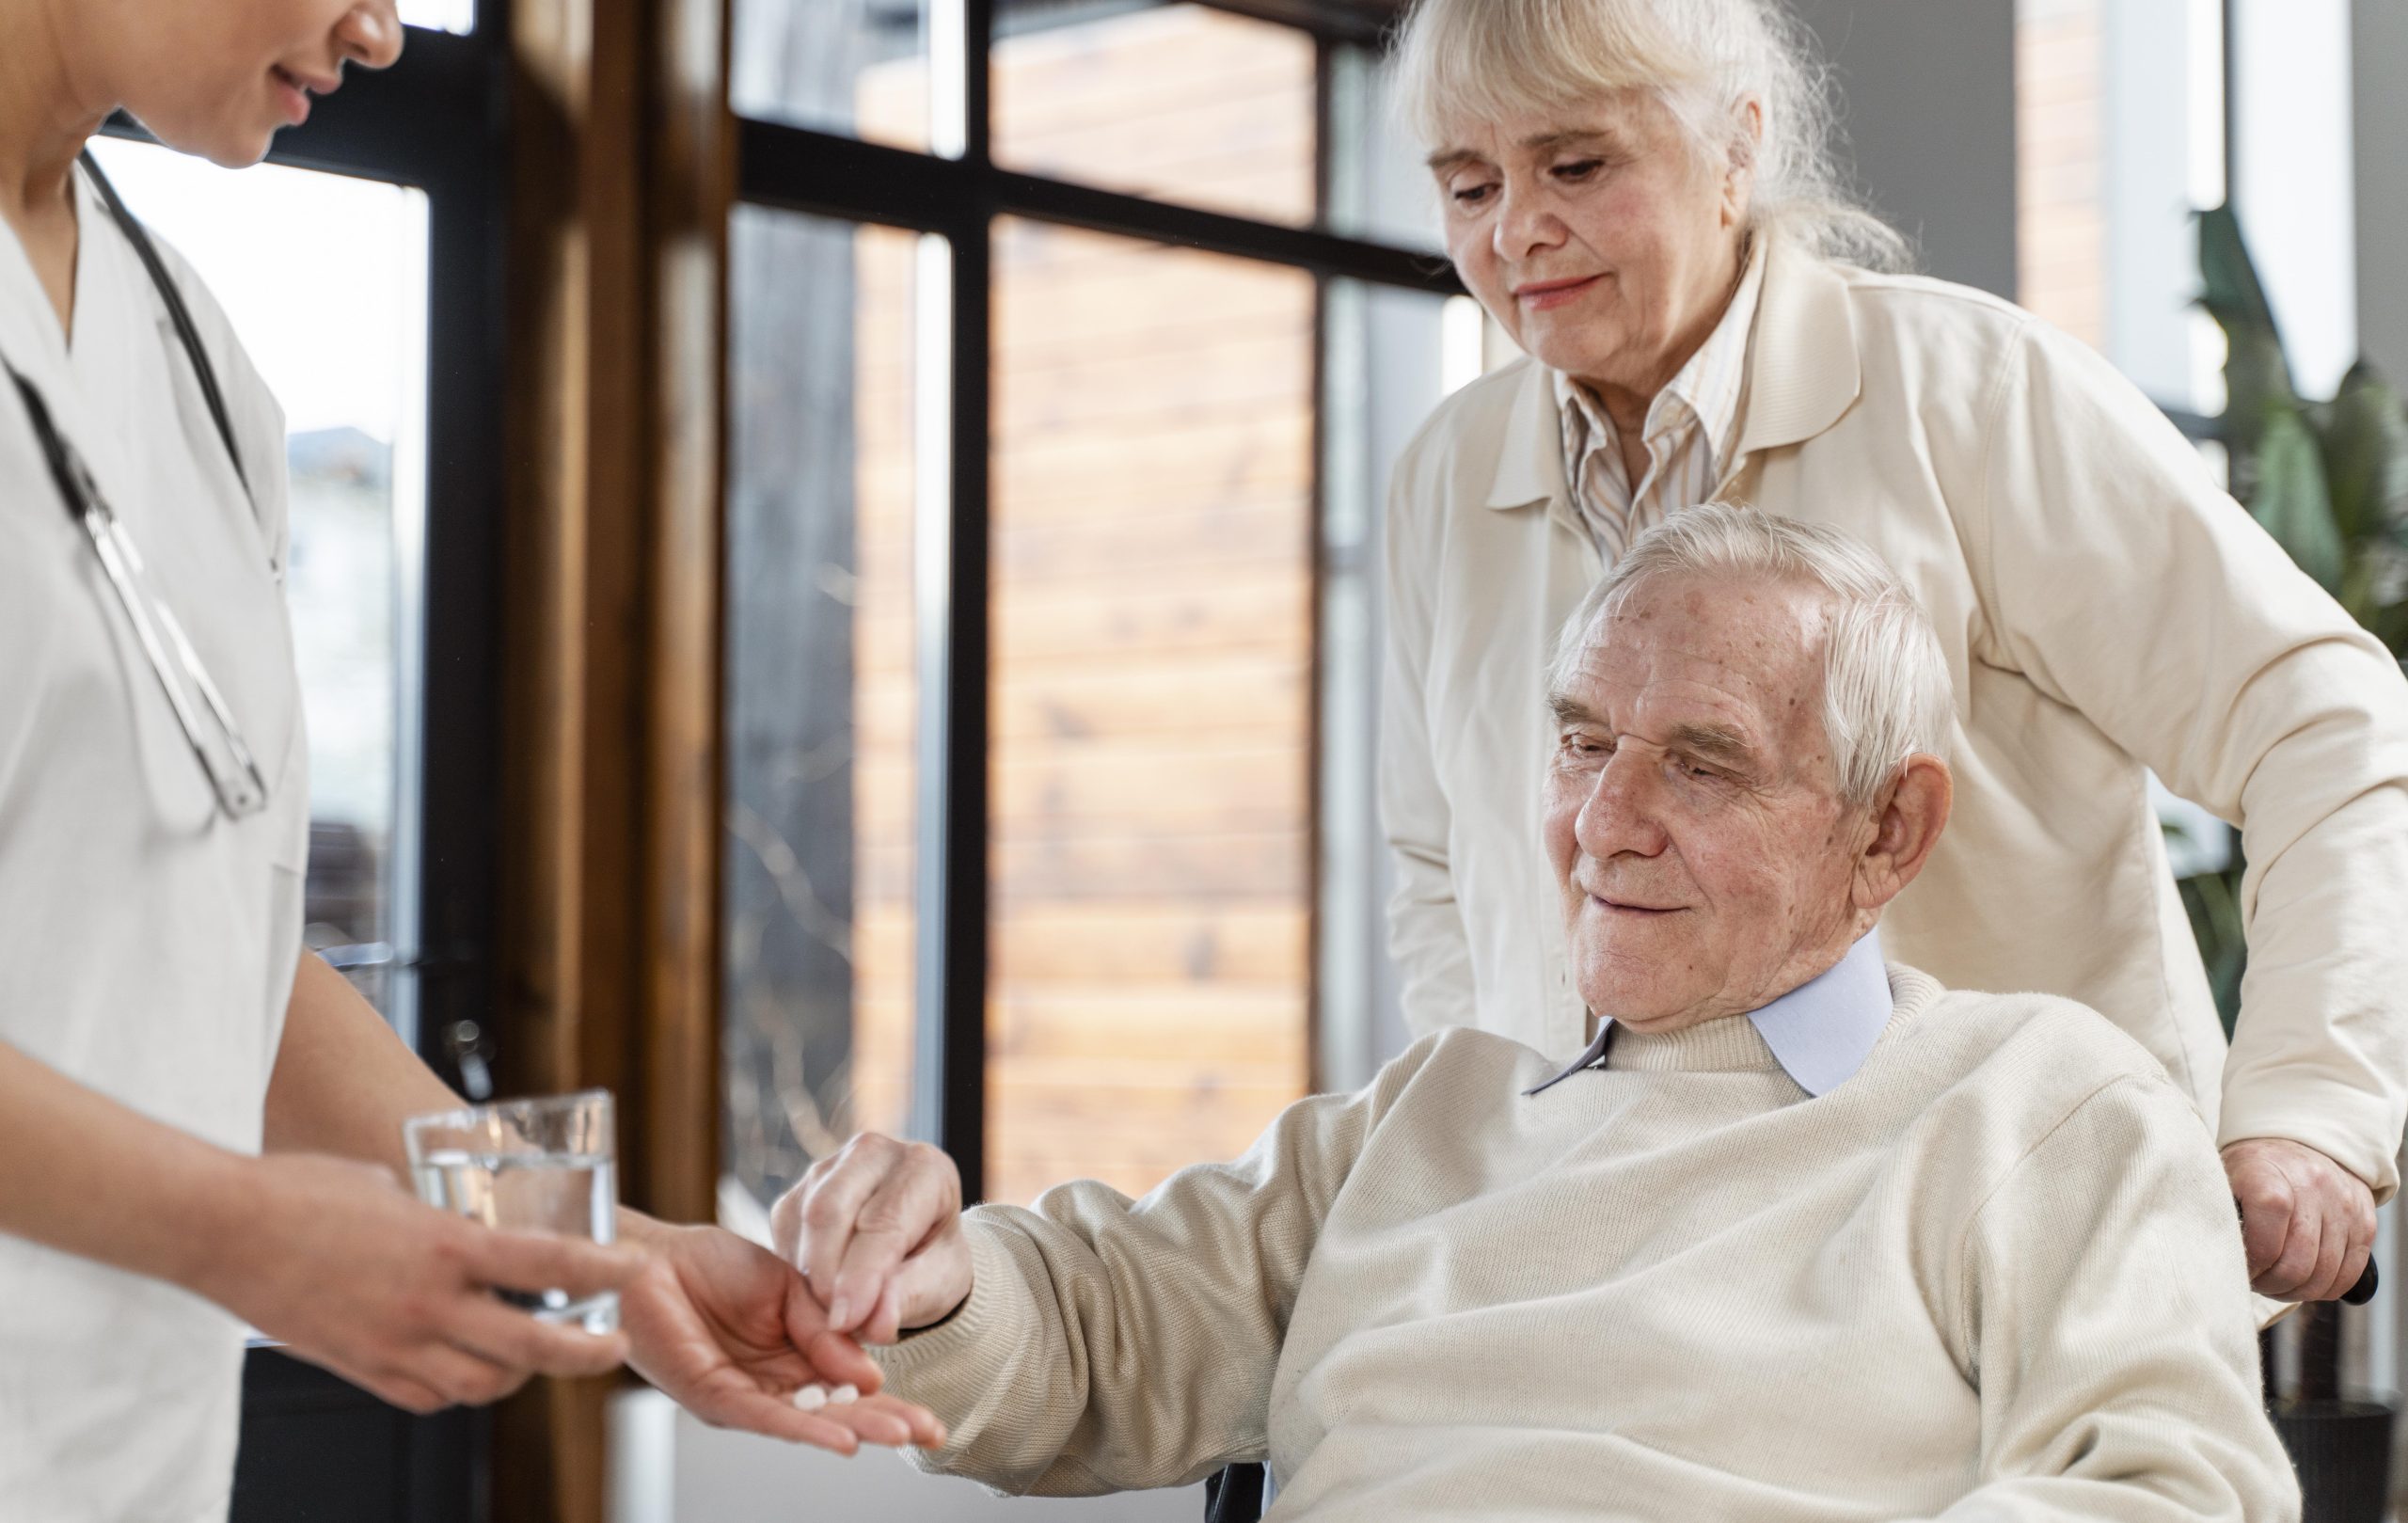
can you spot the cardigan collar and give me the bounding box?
[1483,235,1864,513]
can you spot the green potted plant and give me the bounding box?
[2187,201,2408,1523]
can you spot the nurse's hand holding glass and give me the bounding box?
[0,4,935,1516]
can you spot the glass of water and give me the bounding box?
[403,1088,620,1333]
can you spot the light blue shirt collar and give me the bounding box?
[1526,928,1892,1099]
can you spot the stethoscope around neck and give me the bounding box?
[0,150,269,820]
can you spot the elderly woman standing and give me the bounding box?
[1380,0,2408,1307]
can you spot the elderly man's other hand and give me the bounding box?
[770,1134,973,1346]
[617,1215,945,1453]
[2224,1137,2378,1302]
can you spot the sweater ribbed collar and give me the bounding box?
[1524,928,1893,1098]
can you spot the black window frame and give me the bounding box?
[733,0,1461,1202]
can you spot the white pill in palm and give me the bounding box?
[791,1384,829,1412]
[830,1384,860,1405]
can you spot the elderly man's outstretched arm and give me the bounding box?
[1911,1069,2295,1523]
[770,1041,1432,1497]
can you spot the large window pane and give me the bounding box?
[398,0,474,32]
[1325,43,1444,255]
[2015,0,2226,411]
[733,0,933,153]
[87,138,429,1030]
[987,217,1314,1208]
[1316,280,1465,1093]
[2228,0,2359,398]
[994,2,1315,229]
[721,211,929,1229]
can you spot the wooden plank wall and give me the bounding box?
[849,4,1321,1207]
[992,4,1318,227]
[982,221,1317,1207]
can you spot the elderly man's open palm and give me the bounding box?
[618,1220,944,1454]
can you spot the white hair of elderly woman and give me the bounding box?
[1391,0,1909,271]
[1548,504,1953,805]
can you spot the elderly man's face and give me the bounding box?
[1431,91,1747,405]
[1544,573,1873,1031]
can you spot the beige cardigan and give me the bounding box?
[1381,236,2408,1197]
[879,969,2296,1521]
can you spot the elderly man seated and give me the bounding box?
[773,505,2296,1521]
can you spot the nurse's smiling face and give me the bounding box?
[103,0,404,167]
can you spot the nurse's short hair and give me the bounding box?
[1391,0,1909,271]
[1547,503,1953,806]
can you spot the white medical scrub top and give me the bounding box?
[0,164,309,1523]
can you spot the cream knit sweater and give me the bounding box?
[877,968,2297,1521]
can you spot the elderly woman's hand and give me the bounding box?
[2224,1137,2379,1303]
[771,1134,974,1345]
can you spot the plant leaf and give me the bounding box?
[2179,869,2247,1037]
[2223,329,2300,466]
[2197,203,2284,339]
[2380,599,2408,654]
[2339,549,2379,628]
[2324,360,2408,545]
[2251,405,2347,593]
[2197,205,2296,460]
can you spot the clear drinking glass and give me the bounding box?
[403,1089,621,1333]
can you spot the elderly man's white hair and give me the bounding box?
[1549,504,1953,805]
[1391,0,1909,271]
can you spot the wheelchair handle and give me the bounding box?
[2342,1261,2380,1306]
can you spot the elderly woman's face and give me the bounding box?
[103,0,403,167]
[1432,92,1745,400]
[1542,573,1874,1031]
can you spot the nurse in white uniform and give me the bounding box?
[0,3,943,1518]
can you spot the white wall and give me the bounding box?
[2353,0,2408,1476]
[2233,0,2359,398]
[1785,0,2021,296]
[2357,0,2408,387]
